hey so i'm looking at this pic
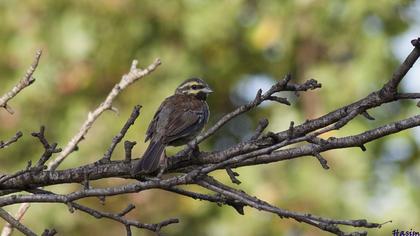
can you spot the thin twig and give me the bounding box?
[41,229,57,236]
[0,203,31,236]
[225,167,241,185]
[0,49,42,114]
[0,208,36,236]
[31,126,62,168]
[160,186,245,214]
[70,202,178,233]
[101,105,141,162]
[248,118,269,141]
[124,141,136,163]
[198,176,380,236]
[0,132,23,149]
[313,152,330,169]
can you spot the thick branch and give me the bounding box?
[1,113,419,190]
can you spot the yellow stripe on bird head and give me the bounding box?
[175,78,213,95]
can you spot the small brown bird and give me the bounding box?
[133,78,212,174]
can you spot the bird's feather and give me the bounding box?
[134,138,165,173]
[147,94,208,145]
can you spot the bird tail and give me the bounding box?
[133,139,165,174]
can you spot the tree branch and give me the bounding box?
[0,208,36,236]
[197,176,381,236]
[67,201,178,235]
[0,49,42,114]
[0,132,23,149]
[101,105,141,163]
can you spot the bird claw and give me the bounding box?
[187,143,200,157]
[192,147,200,157]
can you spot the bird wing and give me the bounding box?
[145,99,167,142]
[163,108,203,142]
[146,95,208,144]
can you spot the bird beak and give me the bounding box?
[202,87,213,94]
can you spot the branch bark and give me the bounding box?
[0,50,42,114]
[0,207,36,236]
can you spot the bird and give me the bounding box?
[133,78,213,174]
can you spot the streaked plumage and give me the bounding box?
[133,78,212,174]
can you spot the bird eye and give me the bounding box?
[191,85,198,89]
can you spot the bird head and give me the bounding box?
[175,78,213,100]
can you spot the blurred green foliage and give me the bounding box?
[1,0,420,235]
